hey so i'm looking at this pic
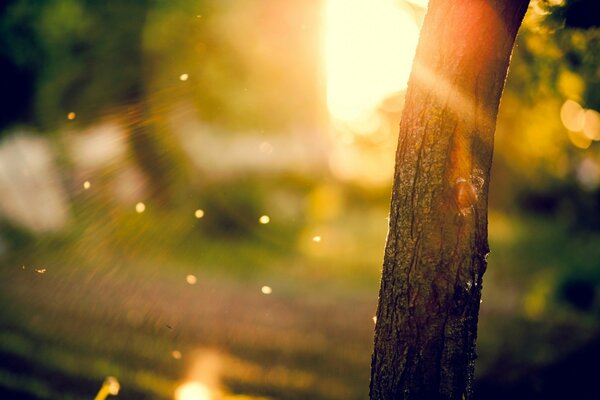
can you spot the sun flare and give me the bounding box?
[324,0,422,123]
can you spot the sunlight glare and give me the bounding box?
[259,215,270,224]
[324,0,421,122]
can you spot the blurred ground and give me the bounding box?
[1,207,599,399]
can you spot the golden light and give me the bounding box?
[83,180,91,190]
[135,202,146,213]
[180,349,222,399]
[67,112,76,120]
[194,209,205,219]
[583,109,600,140]
[186,274,198,285]
[179,73,189,81]
[175,382,212,400]
[567,130,591,149]
[94,376,120,400]
[323,0,421,122]
[258,215,270,224]
[560,99,585,132]
[261,285,272,295]
[312,235,322,243]
[259,141,273,154]
[172,350,183,360]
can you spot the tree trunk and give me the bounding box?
[370,1,529,399]
[126,101,173,205]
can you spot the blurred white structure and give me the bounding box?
[67,121,128,170]
[67,120,147,204]
[169,104,329,179]
[0,133,70,232]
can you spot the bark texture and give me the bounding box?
[370,1,529,399]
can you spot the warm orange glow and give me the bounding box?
[94,376,120,400]
[135,202,146,213]
[560,99,585,132]
[174,382,212,400]
[176,350,222,400]
[583,109,600,140]
[261,285,272,294]
[323,0,421,122]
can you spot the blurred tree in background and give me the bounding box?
[494,0,600,228]
[0,0,319,204]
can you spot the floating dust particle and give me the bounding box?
[261,285,272,295]
[135,202,146,213]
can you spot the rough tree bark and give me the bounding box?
[370,1,529,399]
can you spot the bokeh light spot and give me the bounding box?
[567,130,592,149]
[560,99,585,132]
[259,141,273,154]
[261,285,272,295]
[105,377,120,395]
[174,382,212,400]
[583,109,600,140]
